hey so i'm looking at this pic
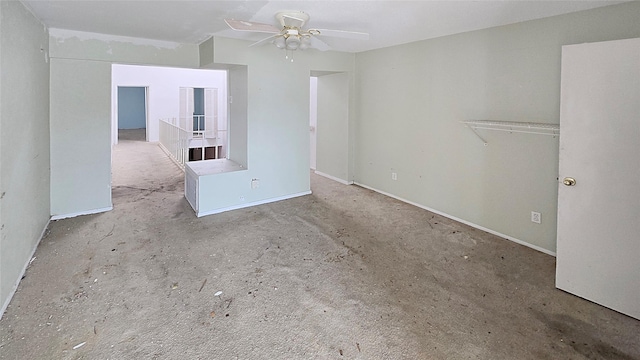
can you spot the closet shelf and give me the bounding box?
[461,120,560,145]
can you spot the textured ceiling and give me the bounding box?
[22,1,626,53]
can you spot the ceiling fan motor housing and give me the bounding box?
[275,27,310,50]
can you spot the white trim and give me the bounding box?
[314,171,353,185]
[195,191,312,217]
[1,219,51,320]
[354,182,556,257]
[50,206,113,220]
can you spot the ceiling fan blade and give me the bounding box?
[224,19,280,34]
[249,34,281,48]
[312,29,369,41]
[309,36,332,52]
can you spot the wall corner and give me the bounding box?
[199,36,214,68]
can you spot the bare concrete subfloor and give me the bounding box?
[1,129,638,359]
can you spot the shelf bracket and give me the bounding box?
[465,125,488,145]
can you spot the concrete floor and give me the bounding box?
[1,129,638,359]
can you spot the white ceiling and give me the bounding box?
[22,1,626,53]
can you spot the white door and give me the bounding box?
[179,87,194,131]
[204,88,218,139]
[556,38,640,320]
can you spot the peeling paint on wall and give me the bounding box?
[48,28,199,68]
[49,28,184,50]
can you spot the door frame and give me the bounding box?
[113,85,149,144]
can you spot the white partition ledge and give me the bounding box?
[186,158,244,176]
[185,159,246,214]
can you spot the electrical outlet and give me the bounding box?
[391,172,397,181]
[239,196,245,202]
[531,211,541,224]
[251,179,259,189]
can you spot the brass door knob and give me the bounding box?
[563,177,576,186]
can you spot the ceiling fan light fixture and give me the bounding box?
[274,36,286,49]
[285,35,300,50]
[299,36,311,50]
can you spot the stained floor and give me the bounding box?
[1,129,638,359]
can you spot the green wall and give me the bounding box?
[353,2,640,254]
[48,29,199,217]
[0,1,50,315]
[195,37,355,215]
[226,65,248,168]
[50,58,113,216]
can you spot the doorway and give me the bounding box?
[310,71,351,184]
[117,86,147,142]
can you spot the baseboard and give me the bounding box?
[196,191,312,217]
[353,182,556,257]
[50,206,113,220]
[314,171,353,185]
[0,218,51,320]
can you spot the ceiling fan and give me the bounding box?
[224,10,369,56]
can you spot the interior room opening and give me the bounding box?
[117,86,147,142]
